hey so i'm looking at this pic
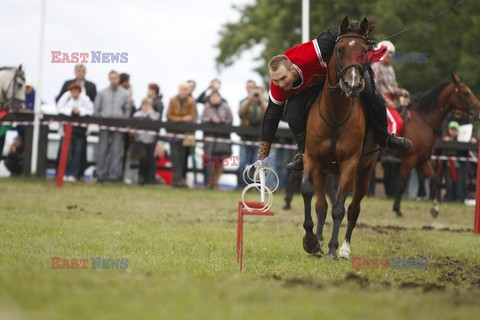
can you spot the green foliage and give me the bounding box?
[216,0,479,94]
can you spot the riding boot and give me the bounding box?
[285,130,305,171]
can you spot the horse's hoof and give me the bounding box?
[303,234,320,254]
[430,208,439,218]
[338,240,350,259]
[394,210,404,218]
[325,252,337,260]
[311,247,325,257]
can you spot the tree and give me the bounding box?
[216,0,479,95]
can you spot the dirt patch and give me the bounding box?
[430,256,478,287]
[354,223,472,234]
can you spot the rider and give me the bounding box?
[256,24,412,171]
[371,40,409,136]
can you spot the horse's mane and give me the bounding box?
[412,83,450,114]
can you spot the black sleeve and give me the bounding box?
[196,90,208,104]
[88,82,97,102]
[260,98,285,143]
[315,27,339,62]
[55,81,70,103]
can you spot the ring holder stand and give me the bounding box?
[237,162,279,271]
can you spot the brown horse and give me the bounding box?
[393,75,480,218]
[301,17,379,259]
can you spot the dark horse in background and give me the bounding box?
[393,75,480,218]
[301,17,379,259]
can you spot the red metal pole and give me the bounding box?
[237,201,244,271]
[56,123,72,188]
[474,141,480,234]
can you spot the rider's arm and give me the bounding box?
[256,98,284,161]
[315,27,339,62]
[260,98,285,143]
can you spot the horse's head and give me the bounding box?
[450,74,480,116]
[1,65,25,111]
[330,16,370,98]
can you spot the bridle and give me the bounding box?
[454,82,477,112]
[0,67,25,111]
[320,33,369,128]
[328,34,368,91]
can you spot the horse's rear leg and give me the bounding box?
[340,162,376,259]
[393,158,415,218]
[326,162,356,259]
[417,161,441,218]
[301,158,319,254]
[314,172,328,256]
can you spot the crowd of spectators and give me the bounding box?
[0,63,477,206]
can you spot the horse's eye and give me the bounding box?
[336,47,344,55]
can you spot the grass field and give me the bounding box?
[1,178,479,320]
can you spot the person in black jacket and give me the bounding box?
[56,64,97,103]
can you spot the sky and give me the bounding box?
[0,0,266,125]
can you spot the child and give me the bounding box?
[133,98,160,184]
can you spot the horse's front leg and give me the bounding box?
[327,161,356,259]
[301,153,319,254]
[315,171,328,256]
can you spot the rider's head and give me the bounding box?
[268,55,297,91]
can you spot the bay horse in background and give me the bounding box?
[393,75,480,218]
[301,17,379,259]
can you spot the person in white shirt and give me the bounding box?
[56,82,94,182]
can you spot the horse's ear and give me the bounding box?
[18,64,22,71]
[360,17,369,36]
[340,16,349,34]
[452,73,461,85]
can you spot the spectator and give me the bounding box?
[5,137,23,176]
[237,80,267,189]
[120,73,135,111]
[186,80,196,98]
[57,82,94,181]
[201,91,233,189]
[166,82,196,188]
[147,83,164,119]
[56,64,97,103]
[94,70,131,182]
[440,110,473,137]
[24,78,35,112]
[154,141,171,185]
[16,78,35,143]
[441,121,477,203]
[185,79,199,186]
[133,97,160,185]
[56,64,97,180]
[196,78,225,104]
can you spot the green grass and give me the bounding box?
[0,178,479,320]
